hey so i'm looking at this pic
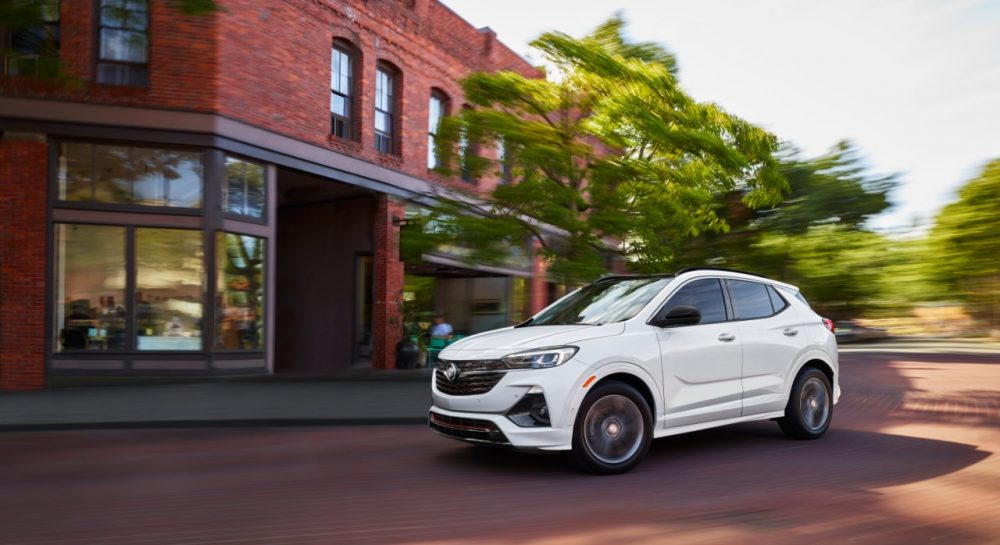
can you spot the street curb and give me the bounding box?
[0,417,428,432]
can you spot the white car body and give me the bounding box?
[429,269,839,463]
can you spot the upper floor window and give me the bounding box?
[96,0,148,86]
[224,156,266,219]
[2,0,60,77]
[459,105,477,183]
[330,43,354,139]
[58,141,203,208]
[374,63,397,154]
[497,137,513,183]
[427,90,448,169]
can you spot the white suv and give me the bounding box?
[429,268,840,474]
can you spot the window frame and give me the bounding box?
[330,40,357,140]
[374,61,399,155]
[221,154,267,224]
[427,88,449,169]
[94,0,149,87]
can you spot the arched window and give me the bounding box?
[331,40,357,139]
[427,89,449,169]
[374,61,399,154]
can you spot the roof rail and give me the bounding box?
[593,272,674,283]
[675,266,765,278]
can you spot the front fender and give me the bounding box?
[561,361,661,431]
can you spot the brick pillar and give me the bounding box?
[372,194,405,370]
[529,240,548,314]
[0,134,48,390]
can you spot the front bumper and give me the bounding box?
[428,406,573,451]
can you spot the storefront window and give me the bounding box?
[135,228,204,350]
[53,224,127,352]
[215,232,265,350]
[224,156,265,219]
[58,142,203,208]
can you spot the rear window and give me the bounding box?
[795,292,810,307]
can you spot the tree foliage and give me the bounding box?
[414,15,786,284]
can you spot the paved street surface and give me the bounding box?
[2,347,999,544]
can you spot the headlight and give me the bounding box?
[502,346,578,369]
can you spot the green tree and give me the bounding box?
[414,16,786,284]
[928,159,1000,328]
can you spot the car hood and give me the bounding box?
[441,323,625,358]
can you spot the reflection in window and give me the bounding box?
[215,232,265,350]
[54,224,127,352]
[136,228,204,350]
[224,156,265,218]
[427,91,447,169]
[97,0,149,86]
[58,142,203,207]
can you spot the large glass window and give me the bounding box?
[58,142,203,208]
[662,278,728,325]
[53,224,127,352]
[427,90,447,169]
[374,64,395,154]
[215,232,265,350]
[96,0,148,86]
[4,0,60,77]
[330,44,353,139]
[728,279,774,320]
[135,228,204,350]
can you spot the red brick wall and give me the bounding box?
[0,1,218,111]
[214,0,535,193]
[0,135,48,390]
[371,194,406,369]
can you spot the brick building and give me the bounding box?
[0,0,554,389]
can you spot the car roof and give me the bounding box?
[595,267,799,292]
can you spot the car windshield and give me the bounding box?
[526,277,672,326]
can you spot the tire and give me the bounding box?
[778,367,833,439]
[571,381,653,474]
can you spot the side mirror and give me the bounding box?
[652,305,702,328]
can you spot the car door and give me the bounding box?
[654,278,743,428]
[727,280,811,416]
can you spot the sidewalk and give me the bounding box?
[0,373,434,431]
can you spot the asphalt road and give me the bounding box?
[1,348,998,545]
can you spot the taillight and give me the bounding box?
[822,318,835,333]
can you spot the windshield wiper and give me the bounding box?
[514,318,534,328]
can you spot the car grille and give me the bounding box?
[429,412,509,444]
[434,359,507,396]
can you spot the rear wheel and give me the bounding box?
[778,367,833,439]
[571,381,652,474]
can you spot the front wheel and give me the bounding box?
[778,368,833,439]
[571,381,652,474]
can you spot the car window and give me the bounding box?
[766,284,788,313]
[728,279,774,320]
[795,292,810,307]
[529,277,672,326]
[662,278,727,324]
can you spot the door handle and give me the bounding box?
[718,333,735,342]
[783,328,799,336]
